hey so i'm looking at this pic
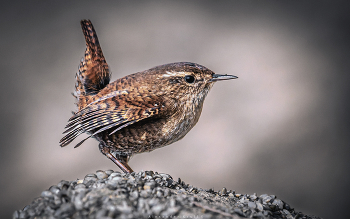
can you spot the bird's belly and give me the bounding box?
[97,116,194,155]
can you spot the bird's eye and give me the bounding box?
[185,75,195,83]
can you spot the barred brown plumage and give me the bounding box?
[60,20,238,173]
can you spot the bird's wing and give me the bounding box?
[60,92,164,148]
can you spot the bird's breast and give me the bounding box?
[98,100,203,155]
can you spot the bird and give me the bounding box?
[60,20,238,173]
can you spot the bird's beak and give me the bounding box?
[210,74,238,82]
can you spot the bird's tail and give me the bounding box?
[73,19,111,110]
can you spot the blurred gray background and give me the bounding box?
[1,1,349,218]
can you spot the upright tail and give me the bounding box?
[74,20,111,110]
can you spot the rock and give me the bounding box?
[13,170,322,219]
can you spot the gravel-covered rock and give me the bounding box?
[13,170,321,219]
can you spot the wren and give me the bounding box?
[60,20,238,173]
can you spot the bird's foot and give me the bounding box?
[99,144,134,173]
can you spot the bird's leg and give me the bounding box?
[99,143,134,173]
[106,153,134,173]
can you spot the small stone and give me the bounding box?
[159,173,172,180]
[127,176,136,184]
[92,181,106,189]
[104,169,114,175]
[111,176,123,182]
[140,190,151,198]
[263,204,271,211]
[169,198,176,207]
[108,172,121,179]
[283,209,291,215]
[137,198,146,210]
[284,203,292,210]
[259,194,268,199]
[83,180,95,188]
[116,201,133,214]
[96,170,108,179]
[106,180,118,190]
[54,203,74,217]
[156,190,163,197]
[145,170,154,177]
[286,214,294,219]
[177,188,186,194]
[74,183,86,190]
[206,188,214,193]
[262,195,273,204]
[18,210,27,219]
[115,188,127,197]
[41,191,53,198]
[250,193,257,200]
[151,205,164,215]
[166,178,175,188]
[149,198,159,207]
[155,178,162,184]
[263,210,272,216]
[73,196,83,210]
[54,195,62,206]
[234,208,245,217]
[161,207,179,217]
[57,180,70,190]
[130,190,139,199]
[144,175,153,180]
[253,212,265,218]
[12,210,20,219]
[220,187,227,195]
[140,171,146,178]
[83,174,97,184]
[247,201,256,209]
[49,185,61,195]
[177,178,182,184]
[37,202,45,213]
[143,181,156,190]
[95,209,107,218]
[256,202,264,211]
[272,199,284,210]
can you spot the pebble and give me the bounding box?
[74,183,86,191]
[96,170,108,179]
[248,201,256,209]
[13,170,321,219]
[104,169,114,175]
[108,172,120,179]
[151,204,164,214]
[48,186,61,195]
[272,198,284,210]
[41,191,53,198]
[256,202,264,211]
[220,187,227,195]
[57,180,70,190]
[250,193,257,200]
[83,173,97,184]
[261,194,273,204]
[143,181,156,190]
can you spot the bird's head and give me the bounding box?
[146,62,237,105]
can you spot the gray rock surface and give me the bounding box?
[13,170,321,219]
